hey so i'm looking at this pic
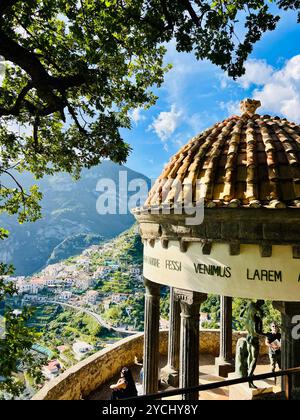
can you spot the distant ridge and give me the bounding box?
[0,161,150,275]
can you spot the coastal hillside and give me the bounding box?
[0,161,150,275]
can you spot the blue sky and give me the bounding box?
[123,10,300,180]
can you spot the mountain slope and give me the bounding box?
[46,233,105,266]
[0,161,150,275]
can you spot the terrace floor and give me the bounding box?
[87,354,281,401]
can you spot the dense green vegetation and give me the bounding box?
[160,292,171,321]
[90,227,145,330]
[102,294,145,331]
[47,234,104,266]
[202,295,281,332]
[101,272,135,294]
[0,265,42,398]
[90,227,143,271]
[26,304,122,371]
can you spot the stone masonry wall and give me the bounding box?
[32,330,268,400]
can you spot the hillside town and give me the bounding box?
[5,229,146,388]
[9,236,143,312]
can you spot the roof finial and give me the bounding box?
[240,98,261,117]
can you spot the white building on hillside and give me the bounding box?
[83,290,99,305]
[111,293,129,304]
[73,341,94,360]
[42,360,62,380]
[17,281,40,295]
[61,291,72,301]
[75,275,95,291]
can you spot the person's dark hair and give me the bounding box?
[121,367,137,395]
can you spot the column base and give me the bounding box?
[215,357,235,378]
[160,365,179,388]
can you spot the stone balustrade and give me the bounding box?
[32,330,268,400]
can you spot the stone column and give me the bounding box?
[161,288,181,387]
[177,289,207,400]
[273,301,300,398]
[215,296,234,377]
[143,278,160,395]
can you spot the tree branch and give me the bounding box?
[0,82,34,116]
[0,85,66,118]
[7,161,21,170]
[181,0,200,25]
[66,102,88,135]
[159,1,174,31]
[0,29,87,119]
[2,169,28,197]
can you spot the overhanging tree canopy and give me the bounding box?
[1,0,300,398]
[1,1,300,222]
[0,0,168,223]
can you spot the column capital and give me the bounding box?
[174,288,207,306]
[144,277,160,296]
[172,288,181,302]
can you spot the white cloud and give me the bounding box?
[149,105,183,142]
[219,100,241,116]
[282,55,300,81]
[219,74,229,90]
[218,55,300,123]
[252,55,300,122]
[130,107,146,125]
[148,41,222,145]
[238,59,274,89]
[219,59,274,91]
[186,113,205,133]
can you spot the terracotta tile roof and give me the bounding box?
[145,100,300,209]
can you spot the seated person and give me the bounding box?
[110,367,138,400]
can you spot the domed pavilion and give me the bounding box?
[133,99,300,399]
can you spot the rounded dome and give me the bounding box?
[145,99,300,209]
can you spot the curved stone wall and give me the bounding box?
[33,330,268,400]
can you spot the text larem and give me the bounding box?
[247,269,282,282]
